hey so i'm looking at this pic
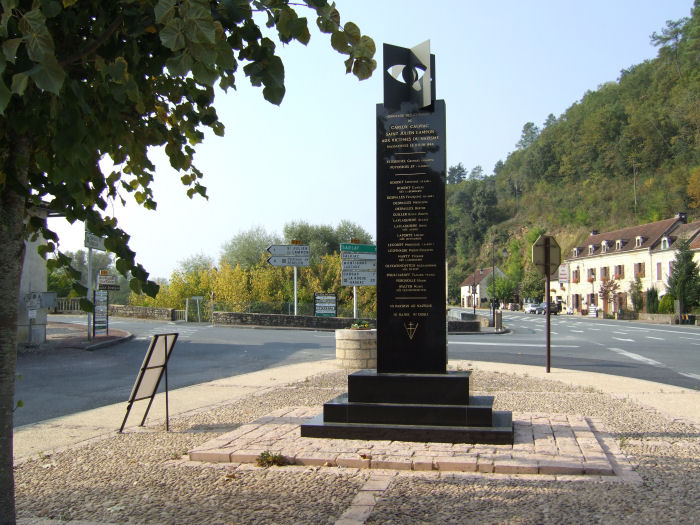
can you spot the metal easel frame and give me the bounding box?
[119,333,178,433]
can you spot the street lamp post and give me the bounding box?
[491,240,496,327]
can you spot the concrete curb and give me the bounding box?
[84,333,134,351]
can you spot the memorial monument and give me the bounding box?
[301,41,514,444]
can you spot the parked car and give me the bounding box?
[523,303,538,314]
[536,302,558,315]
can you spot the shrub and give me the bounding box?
[646,288,659,314]
[658,294,674,314]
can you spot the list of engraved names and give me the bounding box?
[378,108,444,324]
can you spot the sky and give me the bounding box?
[48,0,695,280]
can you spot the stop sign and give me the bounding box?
[532,235,561,276]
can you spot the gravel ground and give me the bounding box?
[15,369,700,524]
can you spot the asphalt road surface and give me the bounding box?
[14,313,700,427]
[450,310,700,390]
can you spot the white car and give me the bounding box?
[523,303,538,314]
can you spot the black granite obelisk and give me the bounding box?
[301,41,514,444]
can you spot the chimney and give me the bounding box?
[676,212,687,224]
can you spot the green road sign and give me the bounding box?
[340,243,376,253]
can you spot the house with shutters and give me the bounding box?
[560,213,700,314]
[459,267,506,308]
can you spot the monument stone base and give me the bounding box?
[300,370,514,445]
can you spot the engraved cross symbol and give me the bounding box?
[404,321,419,340]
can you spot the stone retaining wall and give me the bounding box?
[213,311,376,330]
[109,304,175,321]
[335,329,377,369]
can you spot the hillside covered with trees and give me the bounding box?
[446,2,700,301]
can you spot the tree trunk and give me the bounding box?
[0,137,29,525]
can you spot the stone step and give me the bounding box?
[323,393,495,427]
[300,410,514,445]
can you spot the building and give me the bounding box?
[459,267,506,308]
[561,213,700,314]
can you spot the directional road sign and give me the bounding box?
[532,234,561,276]
[267,244,310,257]
[342,271,377,286]
[342,259,377,271]
[84,230,106,251]
[267,256,310,267]
[340,243,376,253]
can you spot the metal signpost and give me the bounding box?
[340,243,377,318]
[267,243,310,315]
[532,234,561,373]
[85,229,106,340]
[314,293,337,317]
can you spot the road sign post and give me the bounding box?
[532,234,562,373]
[340,243,377,318]
[266,244,310,315]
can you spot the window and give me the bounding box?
[601,241,608,253]
[588,245,595,255]
[616,240,622,250]
[614,265,625,279]
[634,262,645,278]
[572,269,580,283]
[661,237,669,249]
[573,248,580,257]
[656,262,662,281]
[600,266,610,280]
[635,236,644,248]
[587,269,596,282]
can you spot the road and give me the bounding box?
[14,312,700,427]
[15,315,335,427]
[450,310,700,390]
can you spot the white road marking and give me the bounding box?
[679,372,700,381]
[609,347,664,367]
[613,337,635,342]
[646,336,664,341]
[571,330,584,333]
[451,342,580,348]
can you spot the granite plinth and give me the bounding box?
[348,369,471,405]
[300,411,514,445]
[300,370,515,445]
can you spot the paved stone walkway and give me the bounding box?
[187,406,641,482]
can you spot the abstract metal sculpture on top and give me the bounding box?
[383,40,435,111]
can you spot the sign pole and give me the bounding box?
[353,286,358,319]
[294,266,298,316]
[545,237,551,373]
[87,247,93,340]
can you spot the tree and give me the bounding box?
[666,238,700,313]
[516,122,540,149]
[598,278,620,314]
[0,2,376,520]
[646,287,659,314]
[651,17,689,79]
[520,267,545,301]
[446,163,466,184]
[629,277,644,311]
[219,226,282,268]
[468,165,484,180]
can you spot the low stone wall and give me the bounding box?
[213,311,376,330]
[335,329,377,369]
[447,320,481,333]
[638,313,673,324]
[110,305,175,321]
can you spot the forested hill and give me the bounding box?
[446,2,700,300]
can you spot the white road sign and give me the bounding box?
[341,252,377,260]
[84,230,106,251]
[342,259,377,271]
[267,244,310,257]
[267,256,310,267]
[97,274,117,285]
[342,271,377,286]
